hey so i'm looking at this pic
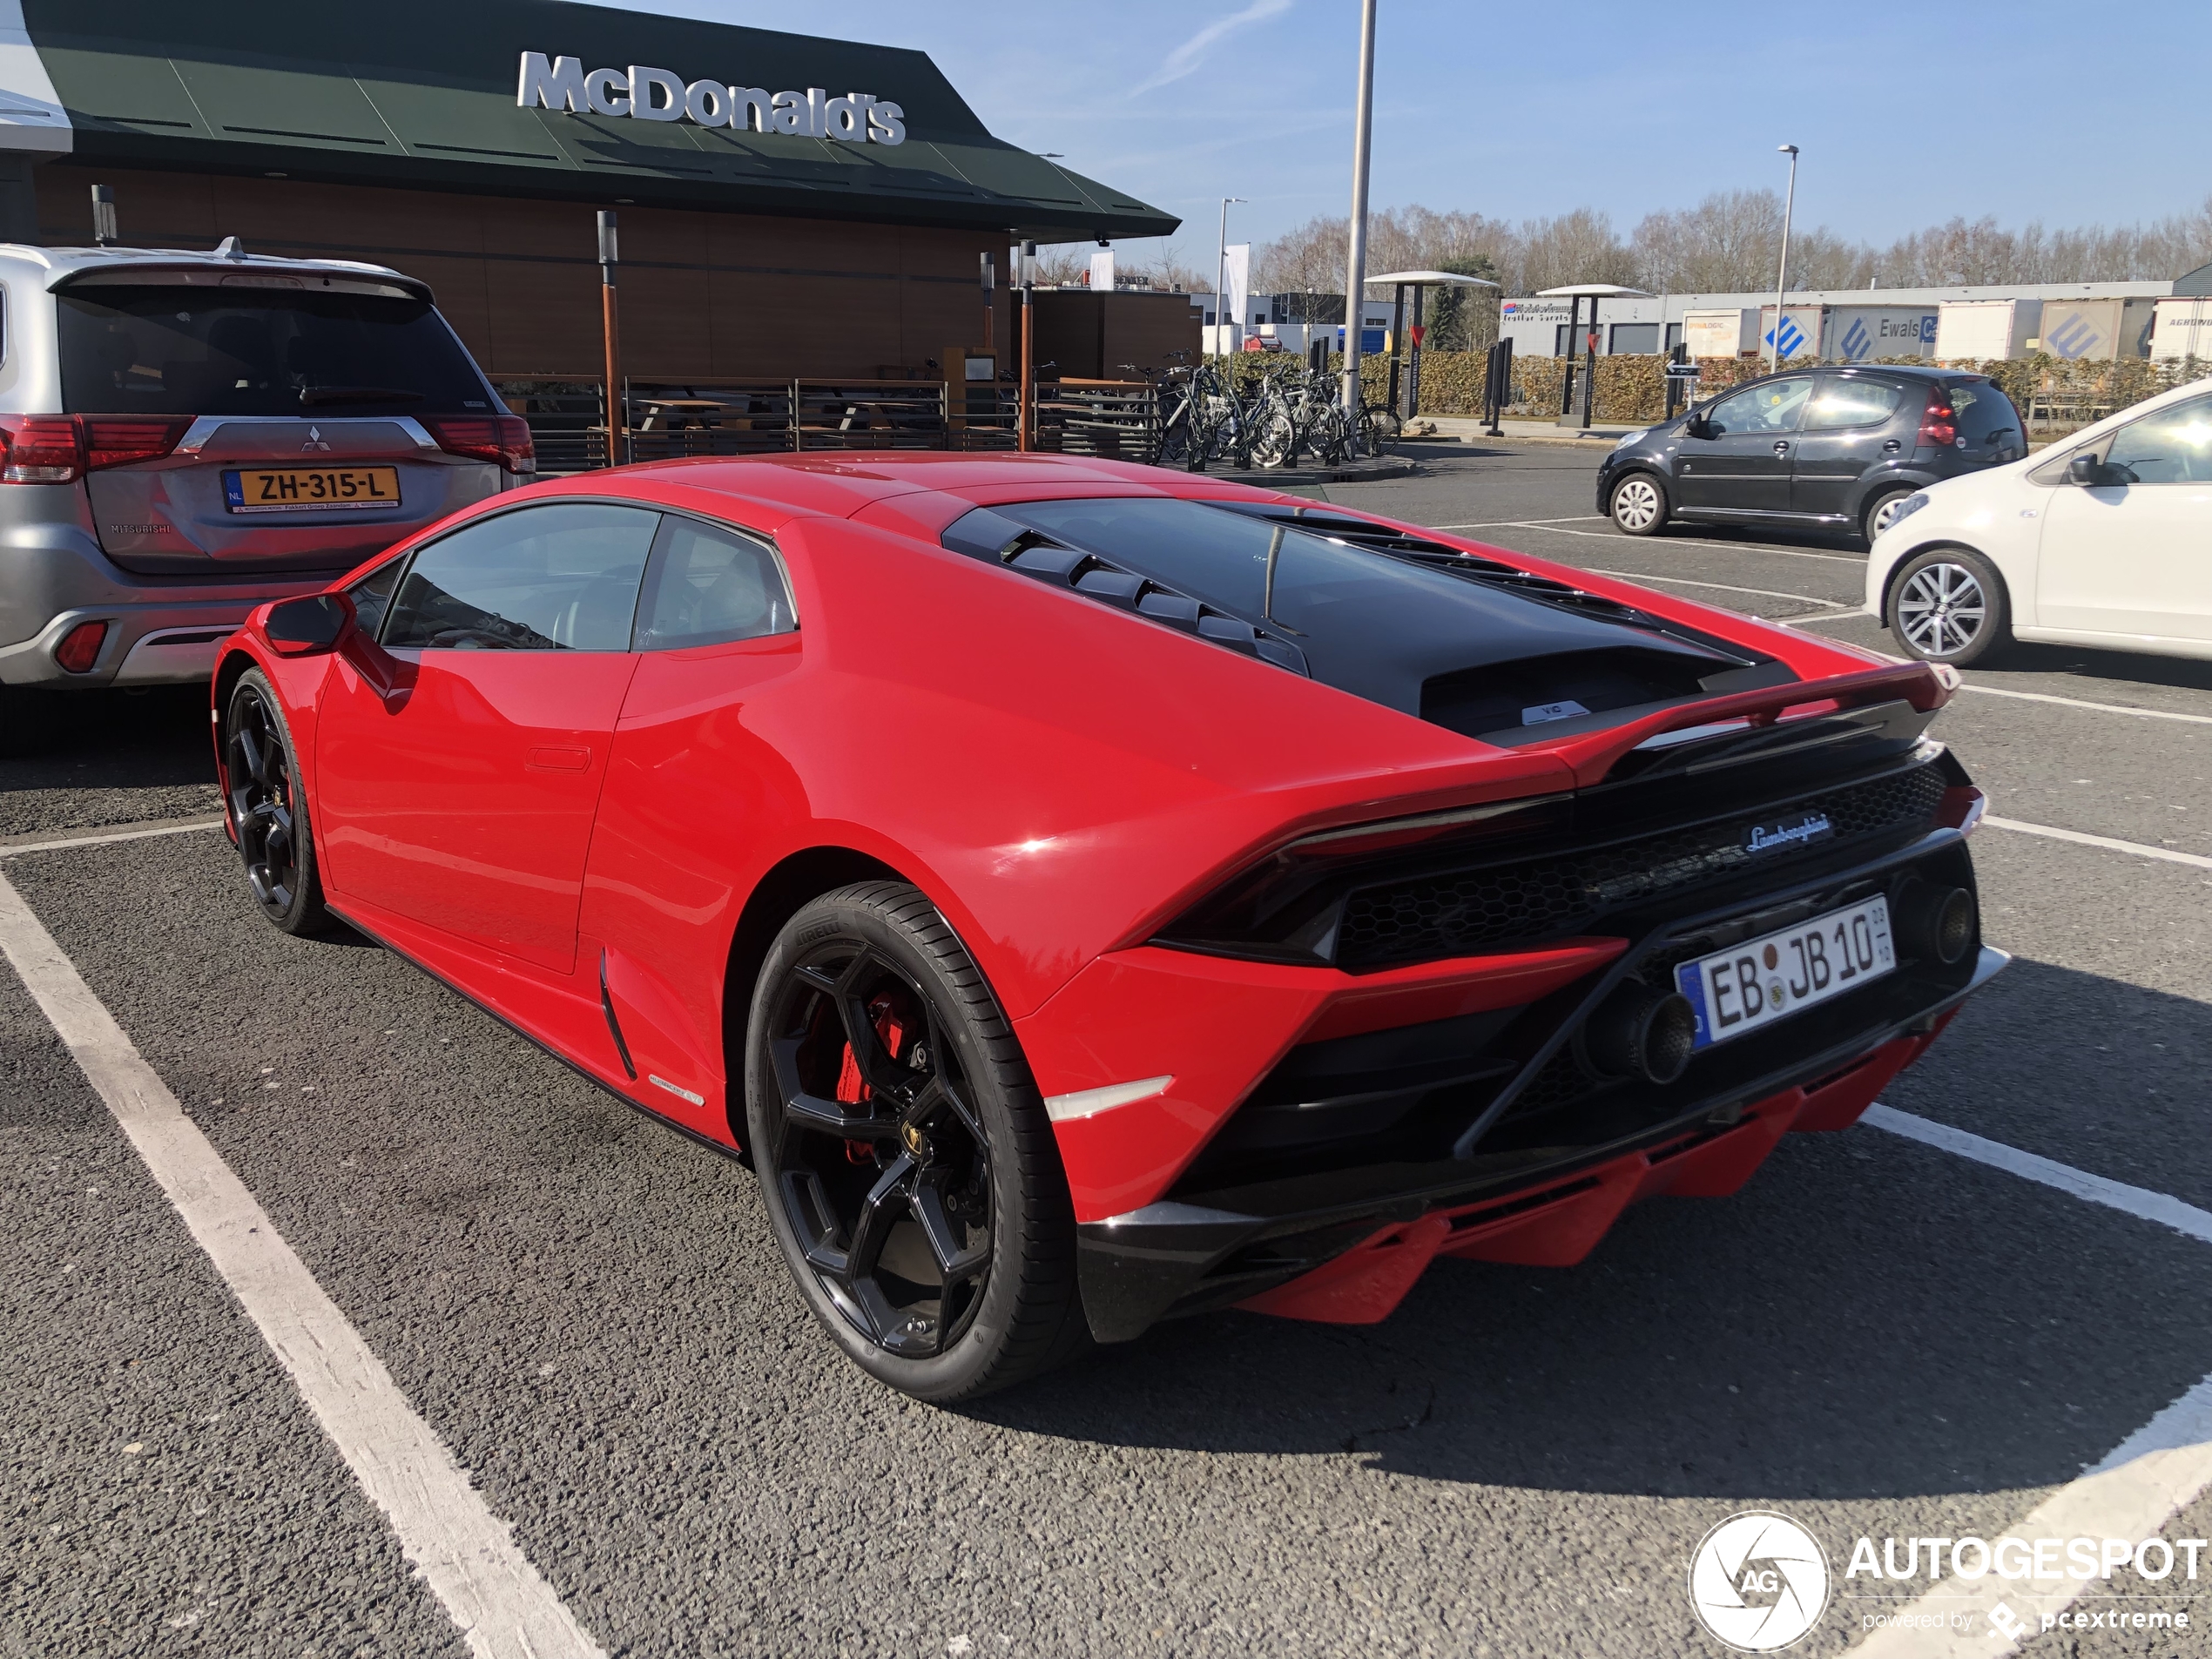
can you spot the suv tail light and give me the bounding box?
[0,415,192,483]
[0,415,84,482]
[1918,388,1958,450]
[55,618,107,672]
[422,414,536,474]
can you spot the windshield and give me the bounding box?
[58,285,490,416]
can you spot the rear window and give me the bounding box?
[1946,378,2020,444]
[58,285,490,417]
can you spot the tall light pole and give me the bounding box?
[1770,143,1799,370]
[1213,197,1245,362]
[1339,0,1379,440]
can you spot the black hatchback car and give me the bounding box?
[1595,365,2025,543]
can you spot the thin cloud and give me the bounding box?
[1133,0,1295,94]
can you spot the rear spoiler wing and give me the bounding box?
[50,262,432,303]
[1546,660,1948,789]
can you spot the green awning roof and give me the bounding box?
[21,0,1177,241]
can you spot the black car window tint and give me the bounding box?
[346,557,404,639]
[383,503,660,651]
[2102,395,2212,484]
[635,516,796,650]
[1947,381,2022,445]
[1804,379,1904,430]
[56,287,488,417]
[1705,377,1812,436]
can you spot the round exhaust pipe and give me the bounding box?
[1581,978,1698,1085]
[1896,880,1977,966]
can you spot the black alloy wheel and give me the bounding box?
[746,883,1087,1399]
[224,670,330,934]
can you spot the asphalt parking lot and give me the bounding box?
[3,442,2209,1659]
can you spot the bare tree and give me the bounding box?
[1253,192,2212,305]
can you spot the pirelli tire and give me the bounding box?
[745,881,1089,1400]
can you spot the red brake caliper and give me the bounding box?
[837,992,906,1162]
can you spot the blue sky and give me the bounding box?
[628,1,2212,269]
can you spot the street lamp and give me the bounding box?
[1770,143,1799,370]
[1339,0,1379,439]
[1214,197,1246,362]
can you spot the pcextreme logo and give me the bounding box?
[1689,1512,1831,1652]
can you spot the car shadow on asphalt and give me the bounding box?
[0,685,219,835]
[1981,641,2212,695]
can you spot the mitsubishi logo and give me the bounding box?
[301,426,331,453]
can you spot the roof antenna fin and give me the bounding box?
[215,234,247,261]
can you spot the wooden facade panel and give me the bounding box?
[30,165,1018,383]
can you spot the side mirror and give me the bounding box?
[263,591,354,656]
[2067,452,2112,487]
[1683,412,1709,439]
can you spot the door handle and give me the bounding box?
[526,745,592,773]
[1772,440,1791,455]
[1883,438,1902,453]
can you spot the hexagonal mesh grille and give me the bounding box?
[1335,760,1947,969]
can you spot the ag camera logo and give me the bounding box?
[1689,1510,1831,1651]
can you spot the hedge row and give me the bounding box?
[1211,347,2209,425]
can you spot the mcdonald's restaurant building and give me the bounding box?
[0,0,1189,395]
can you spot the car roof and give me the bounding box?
[569,451,1285,526]
[0,242,418,291]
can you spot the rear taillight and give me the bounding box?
[0,415,83,482]
[1918,388,1958,450]
[422,414,536,474]
[82,416,192,472]
[55,618,107,672]
[0,415,192,483]
[1937,784,1986,835]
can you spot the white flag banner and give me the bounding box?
[1223,243,1251,333]
[1089,248,1115,292]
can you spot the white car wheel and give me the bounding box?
[1610,475,1664,536]
[1892,551,2009,665]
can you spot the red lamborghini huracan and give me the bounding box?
[212,453,2003,1399]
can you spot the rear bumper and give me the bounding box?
[1026,819,2002,1345]
[1076,943,2003,1342]
[0,538,333,688]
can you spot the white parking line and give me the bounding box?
[1959,683,2212,727]
[1460,518,1866,564]
[1679,617,2212,729]
[0,870,606,1659]
[1585,568,1857,609]
[1984,816,2212,873]
[0,818,224,858]
[1852,1367,2212,1656]
[1864,1106,2212,1245]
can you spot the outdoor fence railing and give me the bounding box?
[496,378,1163,472]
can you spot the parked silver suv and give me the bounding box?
[0,240,529,697]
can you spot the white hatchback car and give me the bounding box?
[1865,375,2212,665]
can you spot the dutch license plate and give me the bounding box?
[223,465,402,514]
[1675,895,1894,1050]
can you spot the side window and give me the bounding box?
[1704,377,1812,436]
[2100,395,2212,484]
[347,556,404,639]
[384,502,659,651]
[634,516,795,651]
[1804,378,1904,431]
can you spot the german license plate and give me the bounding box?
[223,465,402,513]
[1675,895,1893,1050]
